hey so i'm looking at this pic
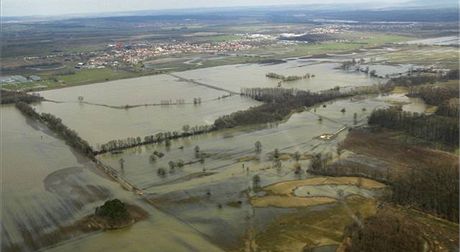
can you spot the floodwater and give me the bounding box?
[0,105,224,252]
[7,55,430,251]
[97,94,419,195]
[1,105,124,251]
[175,60,383,93]
[95,95,409,249]
[33,95,259,148]
[404,36,459,46]
[34,72,260,148]
[38,74,228,106]
[33,58,408,148]
[374,93,429,114]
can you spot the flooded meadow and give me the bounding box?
[3,52,432,251]
[0,105,224,252]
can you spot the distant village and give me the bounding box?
[1,25,350,85]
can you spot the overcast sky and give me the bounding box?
[3,0,414,17]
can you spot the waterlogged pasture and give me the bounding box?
[37,74,228,106]
[32,56,420,149]
[94,96,403,249]
[1,105,227,252]
[175,60,382,93]
[33,95,259,148]
[97,96,408,194]
[1,105,128,251]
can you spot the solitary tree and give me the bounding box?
[149,153,157,162]
[194,145,200,158]
[200,152,206,164]
[294,151,301,162]
[165,138,171,147]
[157,168,166,177]
[119,158,125,169]
[182,124,190,134]
[255,141,262,153]
[168,161,176,170]
[252,175,261,189]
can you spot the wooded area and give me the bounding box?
[369,107,458,146]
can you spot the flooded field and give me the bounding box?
[33,95,259,148]
[96,93,423,195]
[32,56,424,149]
[0,105,225,252]
[4,50,435,251]
[93,94,410,249]
[38,74,229,106]
[175,60,383,93]
[404,36,459,46]
[1,105,126,251]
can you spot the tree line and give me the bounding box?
[98,124,215,154]
[265,72,314,82]
[15,102,95,159]
[1,89,43,104]
[368,107,459,146]
[214,86,386,129]
[388,69,459,87]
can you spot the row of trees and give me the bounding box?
[388,69,458,87]
[368,107,459,146]
[265,72,314,81]
[16,102,95,159]
[1,89,43,104]
[214,88,346,129]
[215,86,387,130]
[98,124,215,153]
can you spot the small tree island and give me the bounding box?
[77,199,148,231]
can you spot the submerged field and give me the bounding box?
[31,56,417,148]
[93,94,423,250]
[0,105,226,252]
[2,32,458,251]
[32,73,260,147]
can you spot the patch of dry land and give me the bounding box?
[77,204,149,232]
[42,203,150,241]
[250,176,385,208]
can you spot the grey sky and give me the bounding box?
[3,0,411,17]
